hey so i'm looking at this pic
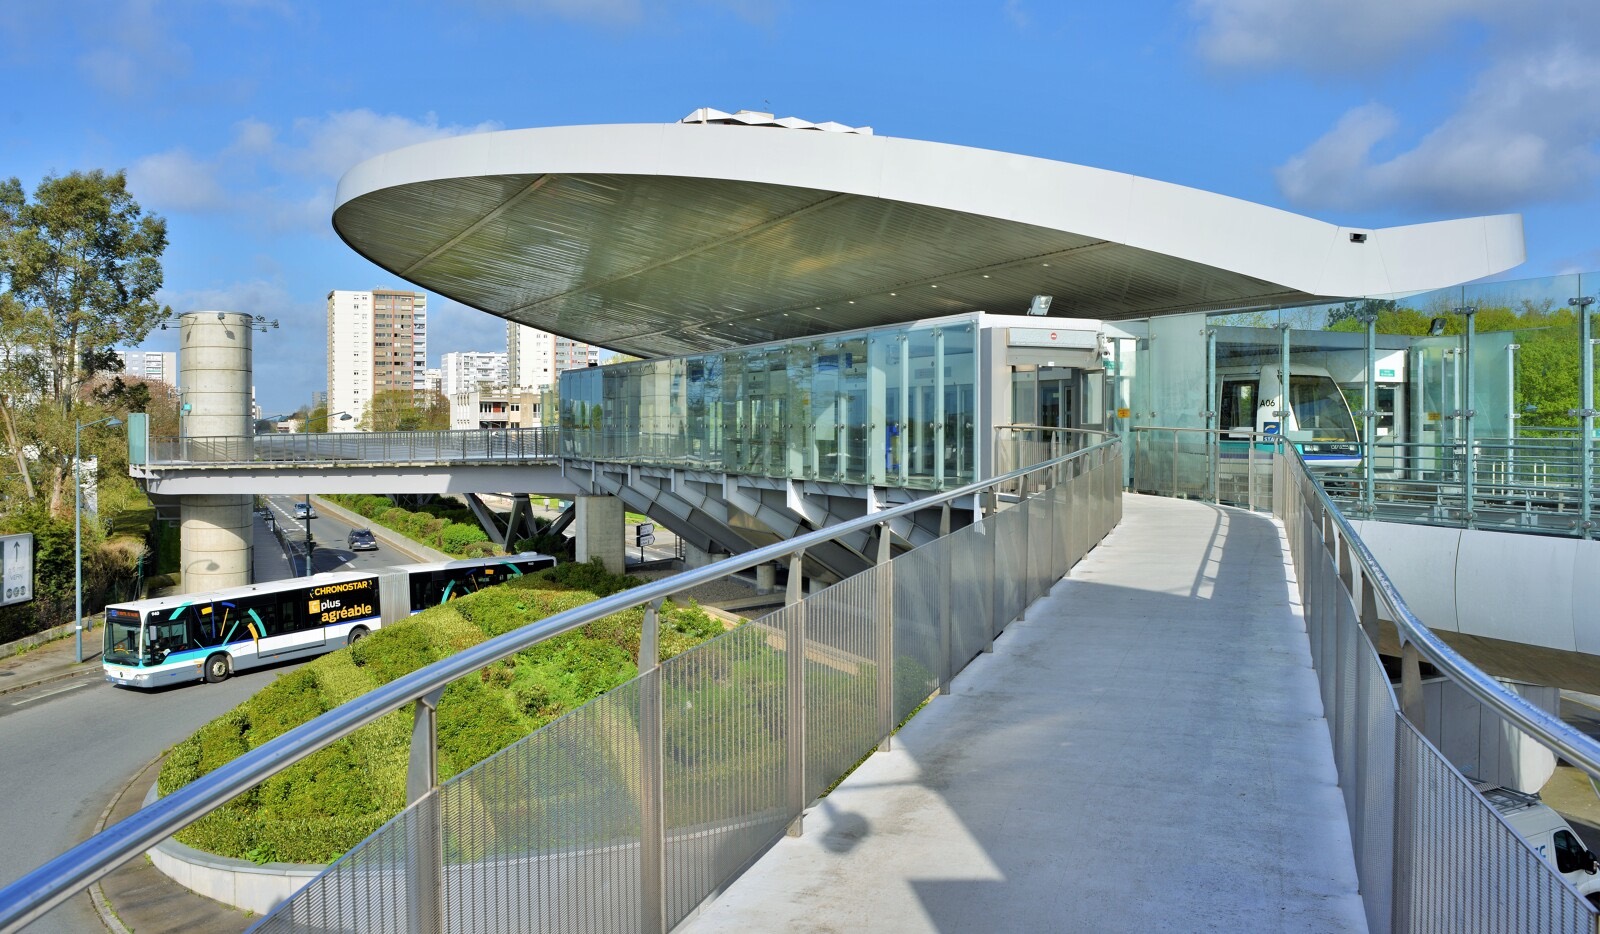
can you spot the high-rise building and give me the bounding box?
[424,368,442,394]
[440,351,508,396]
[326,288,428,429]
[506,323,599,391]
[113,350,178,388]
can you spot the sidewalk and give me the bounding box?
[0,629,103,698]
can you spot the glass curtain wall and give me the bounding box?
[560,315,979,491]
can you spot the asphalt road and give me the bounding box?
[0,496,374,933]
[0,656,309,933]
[261,494,409,576]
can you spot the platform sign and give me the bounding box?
[1,533,34,607]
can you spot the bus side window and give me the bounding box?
[192,608,225,648]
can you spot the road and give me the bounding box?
[0,656,309,932]
[0,494,380,932]
[260,494,414,576]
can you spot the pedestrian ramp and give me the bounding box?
[688,494,1367,933]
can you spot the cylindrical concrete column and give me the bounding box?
[182,494,254,593]
[181,311,254,444]
[179,311,254,593]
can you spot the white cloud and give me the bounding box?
[281,110,502,179]
[1190,0,1502,70]
[1275,45,1600,212]
[127,149,231,213]
[470,0,783,27]
[474,0,644,25]
[76,0,191,96]
[1003,0,1031,31]
[126,109,501,233]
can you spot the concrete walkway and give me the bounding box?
[690,494,1369,933]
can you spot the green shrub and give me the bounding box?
[157,557,731,864]
[440,522,489,555]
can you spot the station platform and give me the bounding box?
[688,494,1369,933]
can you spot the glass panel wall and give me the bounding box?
[560,315,980,491]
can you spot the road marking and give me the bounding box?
[12,680,92,706]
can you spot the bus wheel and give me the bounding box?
[204,654,231,684]
[348,626,369,646]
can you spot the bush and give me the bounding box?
[440,522,489,555]
[158,566,731,864]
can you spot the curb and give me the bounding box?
[88,752,165,934]
[0,665,96,699]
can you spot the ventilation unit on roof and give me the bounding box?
[680,107,872,135]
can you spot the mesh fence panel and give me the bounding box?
[661,620,792,926]
[250,446,1126,934]
[950,523,994,669]
[991,505,1027,626]
[1394,722,1593,934]
[803,569,887,804]
[891,540,943,724]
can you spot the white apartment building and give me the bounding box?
[440,351,508,396]
[506,322,599,390]
[114,350,178,387]
[326,288,428,430]
[424,368,443,393]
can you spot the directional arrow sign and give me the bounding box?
[1,533,34,607]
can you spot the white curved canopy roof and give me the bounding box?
[333,122,1524,358]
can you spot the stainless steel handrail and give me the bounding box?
[1281,442,1600,778]
[0,433,1119,932]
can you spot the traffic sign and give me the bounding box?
[1,533,34,607]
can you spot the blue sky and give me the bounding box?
[3,0,1598,415]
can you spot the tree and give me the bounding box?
[358,389,451,432]
[0,171,169,516]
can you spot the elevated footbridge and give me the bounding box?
[8,443,1600,933]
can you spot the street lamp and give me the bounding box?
[75,415,122,664]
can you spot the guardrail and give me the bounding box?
[1137,425,1600,931]
[141,427,561,468]
[0,435,1123,933]
[1128,426,1600,538]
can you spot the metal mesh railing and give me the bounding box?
[1274,446,1600,932]
[141,428,561,468]
[242,442,1121,933]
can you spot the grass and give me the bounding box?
[157,560,725,864]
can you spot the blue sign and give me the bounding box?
[1263,421,1280,435]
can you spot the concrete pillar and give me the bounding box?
[179,311,254,593]
[182,495,253,593]
[681,541,719,570]
[755,563,777,594]
[575,495,625,575]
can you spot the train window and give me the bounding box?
[1220,380,1257,431]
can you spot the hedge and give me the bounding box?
[158,560,723,863]
[326,494,495,557]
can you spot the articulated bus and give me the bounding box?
[1218,364,1362,469]
[103,552,558,689]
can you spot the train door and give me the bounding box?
[1219,378,1260,438]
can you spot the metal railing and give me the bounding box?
[141,427,562,468]
[0,435,1123,933]
[1140,424,1600,930]
[1130,427,1600,538]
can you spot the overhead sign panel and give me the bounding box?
[1,533,34,607]
[1009,328,1099,350]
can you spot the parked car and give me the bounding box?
[1479,784,1600,902]
[293,501,316,519]
[347,528,378,551]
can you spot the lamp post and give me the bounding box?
[294,411,351,574]
[75,415,122,664]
